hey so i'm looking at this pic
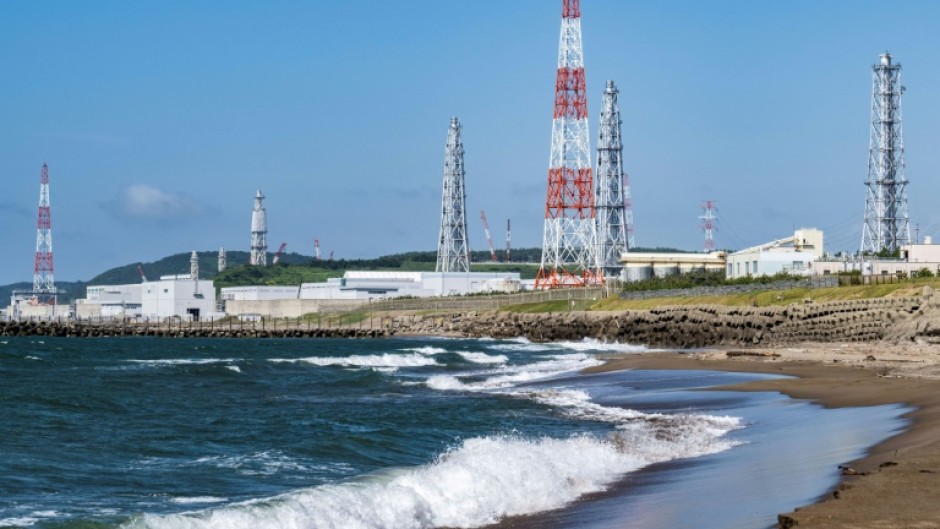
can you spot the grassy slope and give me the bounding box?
[493,279,940,314]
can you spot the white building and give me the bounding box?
[141,275,217,321]
[221,271,523,304]
[726,229,823,279]
[76,284,143,319]
[77,275,219,321]
[813,238,940,277]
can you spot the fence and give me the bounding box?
[364,287,607,312]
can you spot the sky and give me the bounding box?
[3,1,940,284]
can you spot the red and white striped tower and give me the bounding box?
[536,0,601,289]
[33,163,56,303]
[700,200,717,252]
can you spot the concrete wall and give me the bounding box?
[224,299,366,318]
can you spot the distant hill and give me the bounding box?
[89,250,313,286]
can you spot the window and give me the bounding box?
[753,260,758,274]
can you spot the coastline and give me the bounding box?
[589,343,940,528]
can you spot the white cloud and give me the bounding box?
[102,184,210,224]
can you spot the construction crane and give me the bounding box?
[480,210,498,262]
[314,239,322,260]
[505,219,511,262]
[329,250,334,261]
[272,242,287,264]
[137,264,148,283]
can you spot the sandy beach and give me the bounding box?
[590,343,940,528]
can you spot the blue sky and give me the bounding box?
[2,1,940,284]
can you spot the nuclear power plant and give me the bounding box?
[10,2,940,323]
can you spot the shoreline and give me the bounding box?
[589,344,940,528]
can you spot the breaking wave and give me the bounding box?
[271,354,439,368]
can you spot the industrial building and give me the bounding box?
[221,270,522,319]
[813,239,940,277]
[619,251,727,282]
[75,252,219,321]
[726,229,823,279]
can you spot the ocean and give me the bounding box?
[0,336,908,529]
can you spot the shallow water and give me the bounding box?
[0,337,907,529]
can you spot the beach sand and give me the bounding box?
[589,343,940,528]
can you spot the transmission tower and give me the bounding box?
[536,0,601,289]
[436,117,471,273]
[861,52,910,254]
[595,80,629,278]
[250,190,267,266]
[700,200,717,252]
[33,163,56,304]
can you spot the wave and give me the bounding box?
[400,346,448,355]
[426,354,602,392]
[485,337,647,354]
[124,420,738,529]
[271,354,439,368]
[127,358,241,366]
[455,352,508,365]
[170,497,228,505]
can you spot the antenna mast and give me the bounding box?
[861,52,910,253]
[700,200,717,252]
[536,0,601,288]
[436,117,471,272]
[595,80,629,278]
[33,163,56,304]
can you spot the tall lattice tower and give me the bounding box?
[536,0,601,288]
[595,80,629,278]
[700,200,717,252]
[861,52,910,254]
[436,117,471,273]
[33,163,56,303]
[250,190,267,266]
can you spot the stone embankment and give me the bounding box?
[5,288,940,347]
[394,289,940,348]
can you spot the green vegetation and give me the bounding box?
[501,299,596,313]
[620,270,810,292]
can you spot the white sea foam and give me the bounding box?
[0,511,60,527]
[128,358,241,366]
[125,418,739,529]
[401,346,448,355]
[171,497,228,505]
[271,354,438,368]
[455,351,508,365]
[426,354,602,392]
[192,451,315,476]
[225,366,242,373]
[486,337,647,354]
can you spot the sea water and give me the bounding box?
[0,337,908,529]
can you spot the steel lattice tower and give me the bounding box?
[436,117,471,273]
[33,163,56,303]
[861,52,910,254]
[700,200,717,252]
[595,80,629,278]
[536,0,601,288]
[250,190,267,266]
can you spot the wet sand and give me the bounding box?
[589,343,940,528]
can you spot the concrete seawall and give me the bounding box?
[4,289,940,347]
